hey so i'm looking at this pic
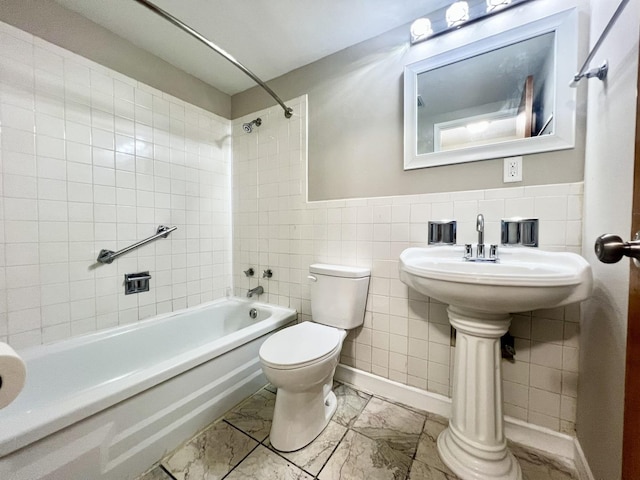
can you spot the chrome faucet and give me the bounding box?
[476,213,485,258]
[463,214,498,262]
[247,285,264,298]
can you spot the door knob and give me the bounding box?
[594,233,640,263]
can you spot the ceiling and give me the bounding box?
[53,0,451,96]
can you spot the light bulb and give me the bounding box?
[446,1,470,27]
[410,17,433,43]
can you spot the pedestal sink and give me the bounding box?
[399,245,592,480]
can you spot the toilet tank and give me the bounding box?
[309,264,370,330]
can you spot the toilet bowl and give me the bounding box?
[258,263,370,452]
[260,322,346,451]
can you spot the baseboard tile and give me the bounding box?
[335,364,451,417]
[335,364,579,465]
[504,415,574,459]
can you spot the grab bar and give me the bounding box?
[570,0,629,87]
[132,0,293,119]
[97,225,177,264]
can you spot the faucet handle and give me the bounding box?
[244,268,254,277]
[464,244,473,259]
[263,269,273,278]
[489,244,498,259]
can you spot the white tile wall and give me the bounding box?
[232,95,584,434]
[0,22,232,350]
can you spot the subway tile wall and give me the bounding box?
[233,95,584,434]
[0,22,232,350]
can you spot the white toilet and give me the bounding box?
[259,263,370,452]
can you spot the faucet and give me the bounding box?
[476,213,485,258]
[464,214,498,262]
[247,285,264,298]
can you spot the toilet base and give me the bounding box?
[269,386,337,452]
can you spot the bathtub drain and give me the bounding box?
[249,308,258,319]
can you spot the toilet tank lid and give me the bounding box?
[309,263,370,278]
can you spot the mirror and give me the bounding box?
[404,9,577,170]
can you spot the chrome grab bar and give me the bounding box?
[97,225,177,264]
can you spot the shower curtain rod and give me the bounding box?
[133,0,293,119]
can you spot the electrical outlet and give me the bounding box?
[503,156,523,182]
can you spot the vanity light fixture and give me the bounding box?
[446,2,470,27]
[409,0,531,45]
[486,0,512,12]
[410,17,433,44]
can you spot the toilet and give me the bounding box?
[259,263,370,452]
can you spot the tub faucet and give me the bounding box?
[247,285,264,298]
[476,213,485,258]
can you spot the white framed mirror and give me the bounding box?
[404,8,577,170]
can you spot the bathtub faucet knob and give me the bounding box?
[263,269,273,278]
[244,268,254,277]
[247,285,264,298]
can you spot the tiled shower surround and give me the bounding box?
[1,21,583,437]
[0,22,232,348]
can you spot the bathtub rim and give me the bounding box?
[0,296,296,457]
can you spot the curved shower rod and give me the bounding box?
[133,0,293,119]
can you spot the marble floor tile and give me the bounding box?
[224,445,313,480]
[318,429,412,480]
[224,388,275,441]
[137,466,174,480]
[162,420,257,480]
[414,413,456,474]
[267,421,347,476]
[333,383,371,427]
[352,396,426,458]
[408,459,459,480]
[511,443,578,480]
[148,383,582,480]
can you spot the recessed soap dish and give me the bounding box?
[428,220,457,245]
[501,218,538,247]
[124,271,151,295]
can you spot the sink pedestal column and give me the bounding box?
[437,306,522,480]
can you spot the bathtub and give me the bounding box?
[0,297,296,480]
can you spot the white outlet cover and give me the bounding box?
[504,156,523,182]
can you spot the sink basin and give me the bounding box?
[399,245,593,313]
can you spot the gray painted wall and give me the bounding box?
[0,0,231,118]
[232,2,589,201]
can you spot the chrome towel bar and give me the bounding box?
[570,0,629,86]
[97,225,177,264]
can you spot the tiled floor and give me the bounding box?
[139,383,578,480]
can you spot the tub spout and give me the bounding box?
[247,286,264,298]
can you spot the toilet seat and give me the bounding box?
[259,322,344,370]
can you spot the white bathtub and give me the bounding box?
[0,297,296,480]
